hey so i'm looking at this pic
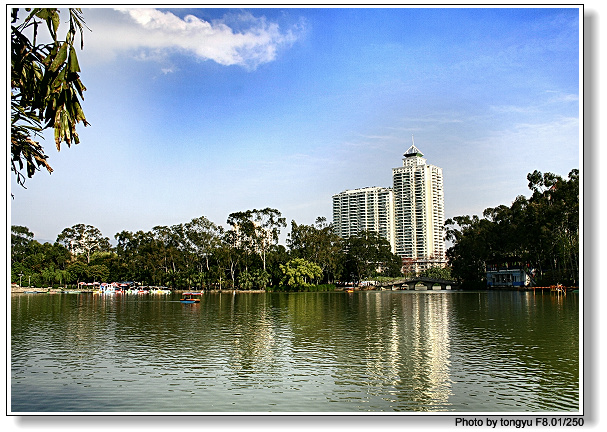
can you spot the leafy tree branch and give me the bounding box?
[11,8,90,189]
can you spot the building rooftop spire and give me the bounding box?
[404,136,423,158]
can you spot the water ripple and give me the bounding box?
[11,291,579,413]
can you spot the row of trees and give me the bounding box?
[445,169,579,288]
[11,209,406,291]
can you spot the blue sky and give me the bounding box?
[10,6,581,244]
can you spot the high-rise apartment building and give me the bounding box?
[332,140,445,273]
[332,187,396,253]
[392,144,445,271]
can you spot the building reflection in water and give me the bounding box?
[320,292,455,410]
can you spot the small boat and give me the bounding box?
[180,292,202,303]
[151,287,171,294]
[99,283,118,294]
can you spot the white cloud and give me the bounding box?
[103,8,301,70]
[545,91,579,103]
[490,104,540,114]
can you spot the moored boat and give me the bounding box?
[180,292,202,303]
[150,287,171,294]
[98,282,117,294]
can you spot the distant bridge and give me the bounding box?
[376,277,459,291]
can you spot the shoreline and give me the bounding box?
[10,286,578,294]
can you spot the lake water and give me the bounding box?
[10,290,580,414]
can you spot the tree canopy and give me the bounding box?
[56,224,111,263]
[445,169,579,288]
[280,258,323,289]
[341,230,403,283]
[287,217,342,283]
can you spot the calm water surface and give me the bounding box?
[11,290,579,413]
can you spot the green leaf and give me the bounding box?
[53,116,61,148]
[51,10,60,37]
[73,78,86,99]
[35,9,59,40]
[67,47,80,73]
[49,42,68,72]
[34,9,50,20]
